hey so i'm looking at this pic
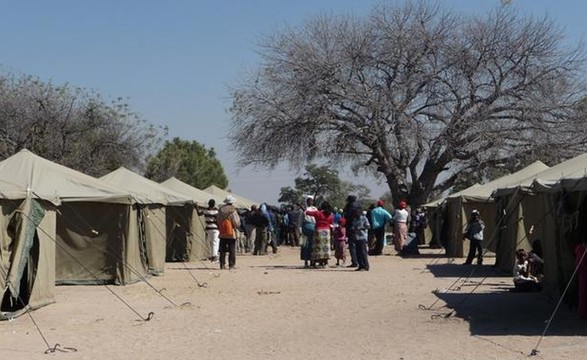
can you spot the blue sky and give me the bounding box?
[1,1,585,204]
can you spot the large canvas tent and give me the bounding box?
[0,149,147,286]
[0,180,56,319]
[101,168,196,274]
[160,177,217,261]
[493,153,587,292]
[443,161,549,258]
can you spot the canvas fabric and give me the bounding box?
[0,198,56,320]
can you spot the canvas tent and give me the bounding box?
[0,149,147,286]
[492,153,587,297]
[101,168,197,274]
[203,184,258,210]
[442,161,549,258]
[160,177,222,261]
[0,179,56,320]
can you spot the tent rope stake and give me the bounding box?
[44,343,78,354]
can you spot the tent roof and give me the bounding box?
[0,149,133,205]
[203,184,258,209]
[530,152,587,192]
[448,160,549,201]
[0,178,31,200]
[100,168,192,205]
[423,184,482,208]
[160,177,223,205]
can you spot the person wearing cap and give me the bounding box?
[462,209,485,265]
[216,195,241,270]
[392,200,410,253]
[370,199,393,256]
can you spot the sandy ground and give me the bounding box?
[1,245,587,360]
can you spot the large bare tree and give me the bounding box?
[0,73,163,176]
[228,1,587,206]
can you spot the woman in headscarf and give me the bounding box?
[392,200,409,253]
[305,200,334,267]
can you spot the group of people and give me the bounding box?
[197,194,422,272]
[198,195,548,295]
[298,195,422,271]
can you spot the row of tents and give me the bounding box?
[0,149,257,320]
[425,153,587,303]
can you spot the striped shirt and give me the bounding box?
[201,207,219,230]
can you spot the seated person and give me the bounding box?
[513,248,542,292]
[527,239,544,281]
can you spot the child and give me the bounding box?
[333,217,347,267]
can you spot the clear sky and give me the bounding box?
[1,0,585,204]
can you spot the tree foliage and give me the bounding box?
[145,137,228,189]
[229,1,587,207]
[0,73,163,175]
[277,164,371,209]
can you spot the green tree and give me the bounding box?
[229,1,587,208]
[0,73,163,175]
[145,137,228,189]
[278,164,371,209]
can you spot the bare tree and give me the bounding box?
[0,73,164,176]
[228,1,587,206]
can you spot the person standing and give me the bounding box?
[343,195,361,268]
[392,200,410,253]
[333,217,347,267]
[216,196,241,270]
[304,201,334,267]
[286,205,303,247]
[462,209,485,265]
[370,200,392,256]
[352,208,370,271]
[196,199,220,263]
[301,195,318,268]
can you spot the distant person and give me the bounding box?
[196,199,219,263]
[301,195,318,268]
[413,208,427,245]
[351,207,370,271]
[261,203,278,254]
[305,200,334,267]
[216,196,241,270]
[462,209,485,265]
[370,200,392,256]
[333,217,347,267]
[244,205,258,253]
[392,200,410,253]
[343,195,361,268]
[286,205,303,247]
[248,205,270,255]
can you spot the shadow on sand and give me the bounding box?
[431,289,587,337]
[425,263,509,278]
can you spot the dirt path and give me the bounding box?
[1,246,586,360]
